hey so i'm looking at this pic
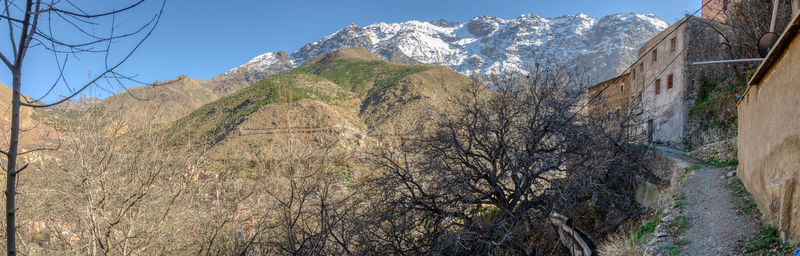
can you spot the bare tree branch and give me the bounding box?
[4,0,19,60]
[0,52,11,69]
[35,0,145,18]
[20,0,165,108]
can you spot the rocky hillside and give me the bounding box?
[206,50,294,96]
[0,82,57,148]
[214,13,668,94]
[165,48,481,163]
[51,97,101,110]
[89,75,219,132]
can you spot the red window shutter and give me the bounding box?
[655,79,661,94]
[668,74,673,89]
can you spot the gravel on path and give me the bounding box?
[657,146,760,255]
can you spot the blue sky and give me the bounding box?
[1,0,701,103]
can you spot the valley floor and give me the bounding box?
[656,146,760,255]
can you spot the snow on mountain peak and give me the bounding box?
[224,12,669,86]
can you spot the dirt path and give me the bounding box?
[656,146,759,255]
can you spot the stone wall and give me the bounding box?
[737,16,800,241]
[687,138,737,163]
[682,19,742,148]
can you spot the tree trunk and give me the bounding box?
[6,69,21,256]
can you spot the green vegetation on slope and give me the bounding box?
[168,73,318,144]
[631,210,663,245]
[166,48,430,146]
[31,109,85,132]
[688,78,746,132]
[295,58,428,97]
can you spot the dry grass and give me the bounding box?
[598,224,645,256]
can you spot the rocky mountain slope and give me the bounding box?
[215,13,668,94]
[166,48,481,163]
[207,50,294,96]
[89,75,219,133]
[0,83,57,148]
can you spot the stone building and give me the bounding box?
[585,71,648,140]
[586,71,636,113]
[628,15,732,144]
[737,13,800,242]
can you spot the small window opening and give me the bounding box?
[653,49,658,62]
[670,37,677,51]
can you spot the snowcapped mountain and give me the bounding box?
[211,13,668,94]
[207,50,293,96]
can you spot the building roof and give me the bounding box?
[739,13,800,105]
[637,15,696,57]
[586,71,630,92]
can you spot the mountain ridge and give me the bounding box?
[165,48,481,164]
[90,74,218,132]
[214,12,668,95]
[63,12,669,134]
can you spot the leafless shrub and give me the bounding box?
[364,67,656,254]
[16,114,201,255]
[1,1,165,253]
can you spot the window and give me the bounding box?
[620,83,624,92]
[632,69,636,80]
[655,79,661,94]
[667,74,674,89]
[723,0,729,11]
[653,49,658,62]
[671,37,677,52]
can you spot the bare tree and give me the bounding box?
[0,0,164,254]
[366,67,656,254]
[728,0,794,59]
[212,101,367,255]
[25,115,199,255]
